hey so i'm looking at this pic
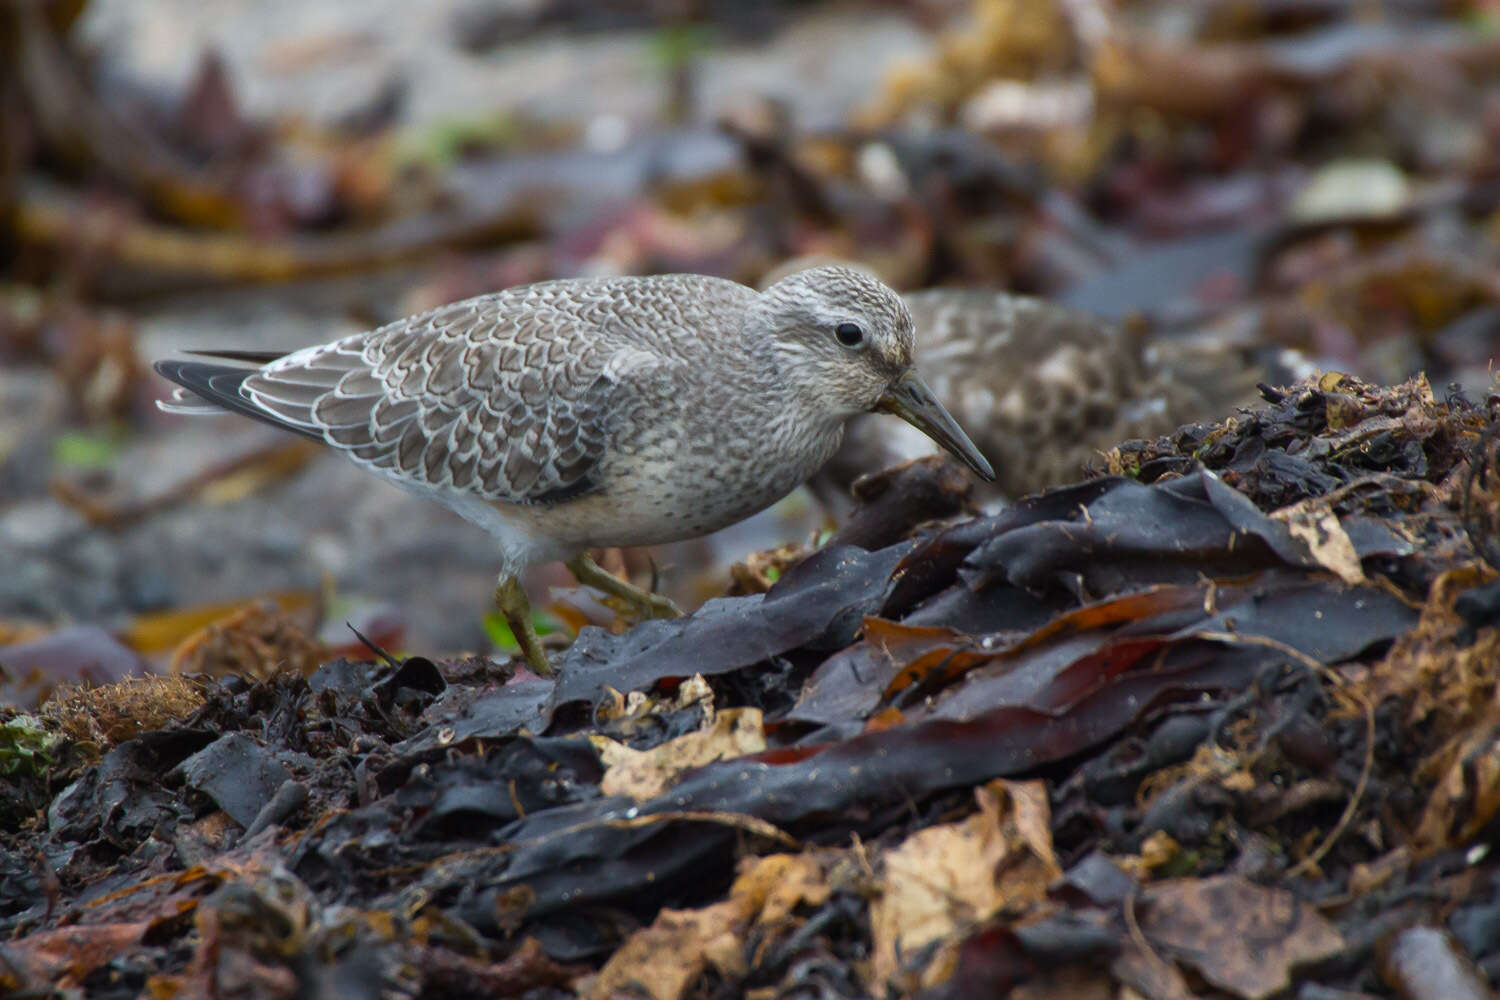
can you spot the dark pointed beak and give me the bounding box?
[876,371,995,482]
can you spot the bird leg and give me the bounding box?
[566,552,682,620]
[493,575,554,677]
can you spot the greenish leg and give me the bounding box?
[566,552,683,620]
[494,575,553,677]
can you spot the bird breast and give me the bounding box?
[490,366,844,552]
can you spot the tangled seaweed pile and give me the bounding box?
[2,373,1498,998]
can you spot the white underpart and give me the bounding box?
[396,476,575,578]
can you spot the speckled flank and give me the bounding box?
[826,290,1256,500]
[162,265,938,576]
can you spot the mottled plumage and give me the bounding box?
[819,290,1263,503]
[156,266,992,674]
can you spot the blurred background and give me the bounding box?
[2,0,1498,700]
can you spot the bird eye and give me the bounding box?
[834,322,864,348]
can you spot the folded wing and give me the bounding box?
[156,293,641,504]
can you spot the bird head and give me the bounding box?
[754,265,995,482]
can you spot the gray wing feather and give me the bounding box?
[241,294,635,503]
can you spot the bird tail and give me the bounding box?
[153,355,325,441]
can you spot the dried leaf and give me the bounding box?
[1140,875,1344,999]
[123,591,318,655]
[1,921,151,987]
[593,707,767,802]
[869,779,1059,991]
[584,853,828,1000]
[168,600,325,680]
[1273,505,1366,585]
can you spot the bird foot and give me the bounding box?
[636,589,683,620]
[566,553,683,621]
